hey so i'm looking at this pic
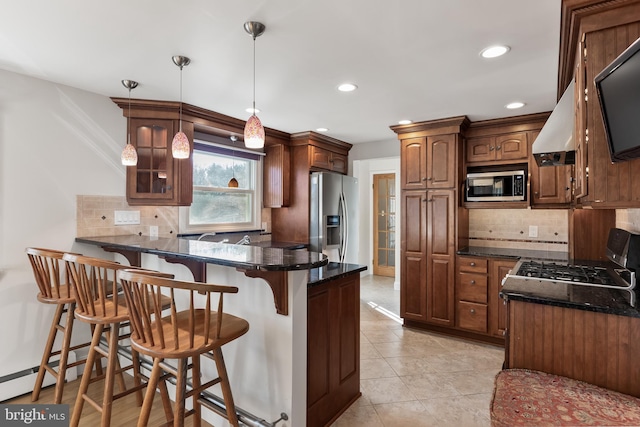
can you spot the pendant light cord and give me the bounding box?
[252,35,256,112]
[179,65,183,132]
[127,87,132,144]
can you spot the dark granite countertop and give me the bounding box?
[308,262,367,287]
[501,274,639,318]
[76,235,327,272]
[457,246,569,262]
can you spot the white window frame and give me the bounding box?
[179,140,263,234]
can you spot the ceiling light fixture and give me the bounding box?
[316,127,329,132]
[121,79,139,166]
[480,45,510,58]
[398,119,413,125]
[337,83,358,92]
[243,21,266,149]
[171,55,191,159]
[228,135,239,188]
[505,101,525,109]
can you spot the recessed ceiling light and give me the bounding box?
[316,127,329,132]
[398,119,412,125]
[337,83,358,92]
[245,107,261,114]
[505,101,525,109]
[480,45,510,59]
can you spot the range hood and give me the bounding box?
[532,80,575,166]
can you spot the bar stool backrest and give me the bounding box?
[118,270,241,359]
[26,248,74,302]
[63,253,129,324]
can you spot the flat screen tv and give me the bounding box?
[595,36,640,162]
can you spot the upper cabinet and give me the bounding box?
[529,130,572,207]
[309,145,348,174]
[400,134,457,190]
[112,98,290,207]
[466,132,529,165]
[558,0,640,208]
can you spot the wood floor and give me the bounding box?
[5,374,213,427]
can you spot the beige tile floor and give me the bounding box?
[332,274,504,427]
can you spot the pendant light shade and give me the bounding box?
[243,21,266,149]
[171,55,191,159]
[121,79,139,166]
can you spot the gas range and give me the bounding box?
[504,228,639,307]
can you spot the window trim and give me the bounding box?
[179,140,263,234]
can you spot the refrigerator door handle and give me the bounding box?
[339,191,348,263]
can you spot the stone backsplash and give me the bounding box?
[469,209,568,252]
[616,209,640,234]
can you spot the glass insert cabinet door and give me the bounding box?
[373,173,396,277]
[127,118,175,202]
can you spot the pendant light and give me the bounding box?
[171,55,191,159]
[121,79,139,166]
[228,135,239,188]
[243,21,266,149]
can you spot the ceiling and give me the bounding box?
[0,0,561,145]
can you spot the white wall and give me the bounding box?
[0,69,126,394]
[353,156,401,289]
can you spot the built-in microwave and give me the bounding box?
[465,170,526,202]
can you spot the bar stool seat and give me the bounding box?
[63,254,173,427]
[26,247,92,404]
[118,269,250,427]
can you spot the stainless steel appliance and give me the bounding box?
[505,228,639,306]
[310,172,358,264]
[465,170,526,202]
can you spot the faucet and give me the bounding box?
[197,232,217,241]
[235,235,251,245]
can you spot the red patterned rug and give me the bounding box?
[491,369,640,426]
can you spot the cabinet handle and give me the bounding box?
[470,309,476,314]
[496,145,502,150]
[534,192,539,196]
[427,177,432,181]
[470,262,476,266]
[565,187,571,191]
[489,146,495,151]
[470,280,476,285]
[422,177,428,181]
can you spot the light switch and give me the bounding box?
[114,210,140,225]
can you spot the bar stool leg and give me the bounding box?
[192,356,201,427]
[136,357,162,427]
[53,302,76,404]
[211,348,240,427]
[173,358,189,427]
[32,303,65,402]
[70,323,104,427]
[100,321,122,427]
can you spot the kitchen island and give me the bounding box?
[76,235,365,427]
[501,272,640,398]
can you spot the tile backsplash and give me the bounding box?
[469,209,568,252]
[76,195,178,237]
[616,209,640,234]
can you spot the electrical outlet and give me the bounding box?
[529,225,538,238]
[261,222,268,232]
[150,226,159,237]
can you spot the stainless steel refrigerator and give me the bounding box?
[309,172,359,264]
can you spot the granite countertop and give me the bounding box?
[76,235,326,272]
[457,246,569,262]
[501,274,639,318]
[308,262,367,287]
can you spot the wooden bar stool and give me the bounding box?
[118,269,250,427]
[63,254,172,427]
[26,248,93,404]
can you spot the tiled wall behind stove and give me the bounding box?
[616,209,640,234]
[76,195,178,238]
[469,209,568,252]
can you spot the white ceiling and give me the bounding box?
[0,0,561,144]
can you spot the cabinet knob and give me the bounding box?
[489,146,495,151]
[470,309,476,314]
[427,177,432,181]
[470,280,476,285]
[565,187,571,191]
[422,177,428,181]
[470,262,476,266]
[534,192,539,196]
[496,145,502,150]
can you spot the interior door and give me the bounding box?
[373,173,396,277]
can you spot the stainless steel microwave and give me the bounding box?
[466,170,526,202]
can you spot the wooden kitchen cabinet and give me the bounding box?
[401,134,457,190]
[466,132,529,165]
[401,137,428,190]
[126,118,193,206]
[263,143,291,208]
[309,145,348,174]
[530,130,572,207]
[558,0,640,208]
[400,190,428,322]
[307,273,360,427]
[455,255,516,341]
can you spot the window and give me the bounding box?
[179,141,262,233]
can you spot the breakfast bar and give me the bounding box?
[75,234,363,427]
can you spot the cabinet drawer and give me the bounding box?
[458,256,488,274]
[457,301,488,333]
[458,273,488,303]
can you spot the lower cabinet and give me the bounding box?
[455,255,516,341]
[307,273,360,427]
